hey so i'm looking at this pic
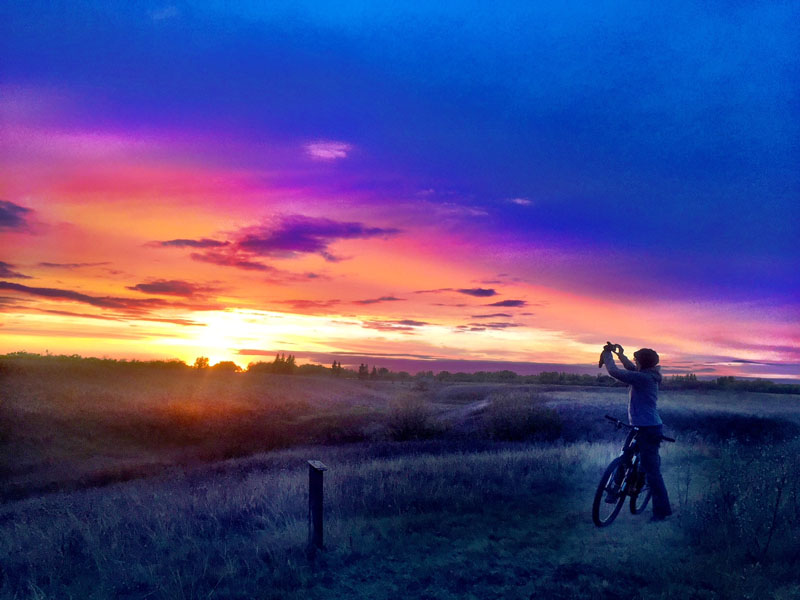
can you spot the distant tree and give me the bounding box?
[358,363,369,380]
[497,370,518,381]
[716,376,736,388]
[296,363,328,376]
[539,371,560,384]
[370,366,378,379]
[210,361,241,373]
[193,356,209,369]
[265,352,297,374]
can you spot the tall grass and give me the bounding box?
[686,439,800,568]
[0,366,399,501]
[0,443,585,599]
[481,390,562,441]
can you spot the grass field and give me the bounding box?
[1,360,799,598]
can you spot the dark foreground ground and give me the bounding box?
[1,365,799,598]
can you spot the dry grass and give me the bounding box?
[0,442,586,599]
[3,434,798,599]
[0,365,402,501]
[3,359,800,598]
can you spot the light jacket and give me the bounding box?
[603,350,663,426]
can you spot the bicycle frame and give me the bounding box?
[611,427,643,497]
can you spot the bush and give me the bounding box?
[386,395,438,441]
[685,440,800,571]
[482,392,562,441]
[664,411,800,444]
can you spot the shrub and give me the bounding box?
[482,392,562,441]
[685,439,800,570]
[386,395,438,441]
[664,411,800,444]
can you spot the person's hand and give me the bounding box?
[615,344,625,356]
[603,341,616,353]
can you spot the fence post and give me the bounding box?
[307,460,328,552]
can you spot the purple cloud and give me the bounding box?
[470,313,512,318]
[706,339,800,361]
[0,200,33,231]
[190,251,275,272]
[353,295,405,305]
[0,281,171,312]
[33,308,203,327]
[362,319,428,333]
[416,287,498,298]
[33,308,123,322]
[363,323,414,333]
[0,295,25,308]
[155,215,399,266]
[0,281,218,314]
[277,299,341,311]
[153,238,229,248]
[236,215,399,260]
[38,261,110,269]
[457,288,497,297]
[467,321,519,329]
[0,261,31,279]
[486,299,527,307]
[455,325,486,332]
[127,279,215,297]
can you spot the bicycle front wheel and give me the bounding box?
[592,457,626,527]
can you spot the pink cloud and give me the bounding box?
[304,140,352,160]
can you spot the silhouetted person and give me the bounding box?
[602,343,673,521]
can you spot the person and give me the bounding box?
[602,342,673,522]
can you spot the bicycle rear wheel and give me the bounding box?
[592,457,626,527]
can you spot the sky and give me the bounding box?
[1,1,798,379]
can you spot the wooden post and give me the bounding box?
[307,460,328,551]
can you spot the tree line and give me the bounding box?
[2,352,798,394]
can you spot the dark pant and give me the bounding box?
[635,425,672,518]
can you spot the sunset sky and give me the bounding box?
[2,2,798,379]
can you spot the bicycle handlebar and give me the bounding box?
[603,415,675,442]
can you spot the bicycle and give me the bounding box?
[592,415,675,527]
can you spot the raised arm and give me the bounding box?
[618,351,637,371]
[603,350,650,385]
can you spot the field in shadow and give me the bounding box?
[2,359,800,598]
[2,436,799,599]
[3,361,799,502]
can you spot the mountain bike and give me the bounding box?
[592,415,675,527]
